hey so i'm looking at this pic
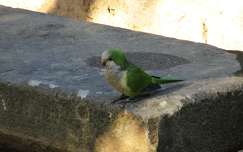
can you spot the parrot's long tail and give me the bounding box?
[151,76,183,84]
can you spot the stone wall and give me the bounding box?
[90,0,243,51]
[1,0,243,51]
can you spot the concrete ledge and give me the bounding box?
[0,5,243,152]
[158,85,243,152]
[131,77,243,152]
[0,83,122,152]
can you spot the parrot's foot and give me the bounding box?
[111,94,151,104]
[112,97,138,104]
[111,94,129,104]
[111,93,154,104]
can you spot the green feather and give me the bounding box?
[109,48,129,69]
[126,64,152,96]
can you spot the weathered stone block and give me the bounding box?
[0,5,243,152]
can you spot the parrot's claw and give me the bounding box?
[113,97,138,105]
[111,94,129,104]
[111,92,153,104]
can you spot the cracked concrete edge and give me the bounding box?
[122,76,243,152]
[129,76,243,120]
[91,76,243,152]
[0,76,243,152]
[0,82,124,152]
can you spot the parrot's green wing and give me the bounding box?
[126,64,152,96]
[125,64,183,97]
[151,75,183,84]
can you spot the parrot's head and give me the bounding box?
[101,48,128,69]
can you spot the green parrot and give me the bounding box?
[101,48,182,102]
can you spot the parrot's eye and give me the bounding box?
[108,57,112,61]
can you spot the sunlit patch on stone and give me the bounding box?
[1,99,7,111]
[28,80,42,87]
[77,89,90,99]
[95,112,155,152]
[49,83,59,89]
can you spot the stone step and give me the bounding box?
[0,5,243,152]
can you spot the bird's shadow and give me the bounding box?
[111,82,189,105]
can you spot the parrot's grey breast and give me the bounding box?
[104,61,128,94]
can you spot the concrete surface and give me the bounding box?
[0,5,243,152]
